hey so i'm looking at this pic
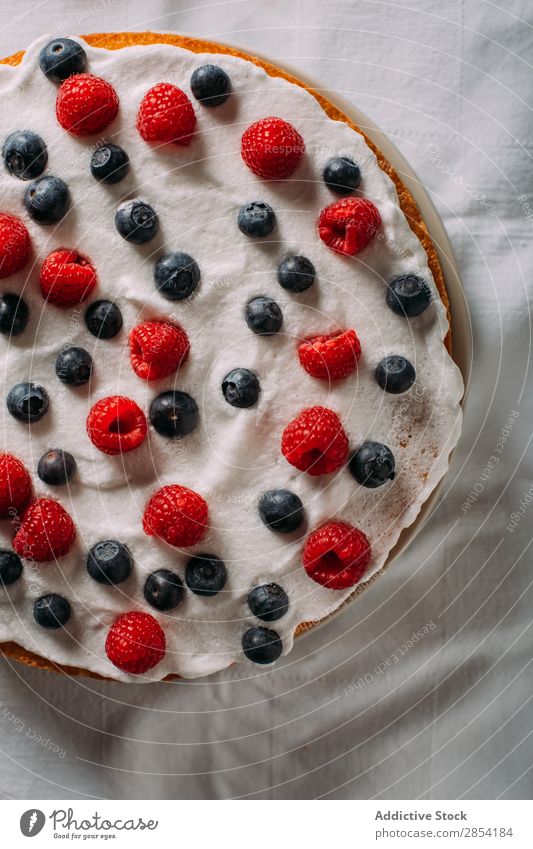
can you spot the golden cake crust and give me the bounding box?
[0,31,451,681]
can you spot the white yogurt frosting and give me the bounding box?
[0,36,463,680]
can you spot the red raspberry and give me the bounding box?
[137,83,196,145]
[56,73,119,136]
[129,319,190,381]
[318,197,381,255]
[241,116,305,180]
[143,484,208,548]
[303,521,371,589]
[87,396,147,455]
[39,249,97,308]
[281,406,348,476]
[0,212,31,279]
[13,498,76,562]
[0,454,32,518]
[105,611,166,675]
[298,329,361,380]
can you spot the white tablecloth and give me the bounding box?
[0,0,531,800]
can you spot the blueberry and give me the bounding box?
[0,293,29,336]
[90,143,129,184]
[222,368,260,408]
[238,202,276,238]
[190,64,231,107]
[84,300,122,339]
[375,355,416,394]
[55,347,93,386]
[144,569,185,610]
[0,550,23,586]
[6,382,49,423]
[349,441,395,488]
[258,489,304,533]
[39,37,87,82]
[242,626,282,664]
[323,156,361,194]
[154,252,200,301]
[115,200,159,244]
[3,130,47,180]
[24,175,70,224]
[185,554,227,597]
[386,275,431,317]
[87,540,133,585]
[37,449,77,486]
[34,594,71,628]
[245,296,283,335]
[277,255,315,293]
[149,390,198,439]
[248,583,289,622]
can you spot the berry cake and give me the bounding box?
[0,32,463,681]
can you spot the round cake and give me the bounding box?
[0,32,463,681]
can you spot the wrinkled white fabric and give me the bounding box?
[0,0,530,800]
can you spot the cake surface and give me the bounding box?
[0,34,463,681]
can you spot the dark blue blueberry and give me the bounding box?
[185,554,227,597]
[386,275,431,317]
[87,540,133,585]
[115,200,159,244]
[248,583,289,622]
[6,382,49,423]
[37,449,77,486]
[149,390,198,439]
[238,202,276,238]
[258,489,304,533]
[245,296,283,335]
[154,251,200,301]
[39,38,87,82]
[222,368,260,408]
[144,569,185,610]
[84,300,122,339]
[0,293,29,336]
[375,355,416,394]
[90,142,129,184]
[24,175,70,224]
[34,594,71,629]
[55,347,93,386]
[277,255,315,293]
[190,64,231,107]
[349,441,395,488]
[3,130,47,180]
[323,156,361,194]
[0,550,23,586]
[242,626,282,664]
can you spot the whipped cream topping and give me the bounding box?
[0,36,463,680]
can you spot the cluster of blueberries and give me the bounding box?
[213,159,431,410]
[0,487,296,665]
